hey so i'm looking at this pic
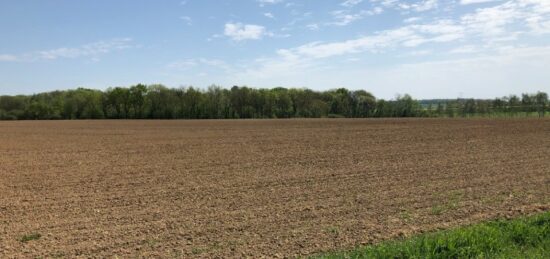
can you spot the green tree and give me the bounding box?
[521,94,535,113]
[328,88,353,117]
[147,84,176,119]
[272,87,293,118]
[352,90,376,117]
[535,92,548,117]
[508,95,521,115]
[129,84,147,118]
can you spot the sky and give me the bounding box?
[0,0,549,99]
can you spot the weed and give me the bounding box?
[399,210,412,221]
[326,227,340,235]
[20,233,41,243]
[431,205,445,215]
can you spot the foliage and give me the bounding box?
[314,211,550,259]
[421,92,549,118]
[20,233,41,243]
[0,85,547,120]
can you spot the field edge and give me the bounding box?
[312,210,550,258]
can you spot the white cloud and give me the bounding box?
[449,45,480,54]
[459,0,550,38]
[329,10,365,26]
[167,60,197,70]
[526,15,550,34]
[233,49,315,82]
[272,0,550,60]
[224,23,270,41]
[306,23,320,30]
[167,58,229,71]
[263,12,275,19]
[404,17,422,23]
[38,38,133,60]
[398,0,438,12]
[285,2,296,8]
[407,49,432,56]
[461,1,520,36]
[521,0,550,34]
[460,0,500,5]
[285,11,314,28]
[283,19,465,59]
[328,8,383,26]
[371,0,439,12]
[257,0,284,7]
[0,38,134,62]
[0,54,18,62]
[180,16,192,25]
[341,0,363,7]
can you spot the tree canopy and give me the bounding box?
[0,85,547,120]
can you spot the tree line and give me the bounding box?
[0,84,547,120]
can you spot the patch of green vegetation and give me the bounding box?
[430,205,445,215]
[20,233,41,243]
[430,191,464,216]
[399,210,412,222]
[171,249,184,258]
[191,247,203,255]
[326,226,340,235]
[50,252,65,258]
[313,211,550,259]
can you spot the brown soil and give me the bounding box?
[0,118,549,258]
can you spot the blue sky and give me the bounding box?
[1,0,549,99]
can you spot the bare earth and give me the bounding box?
[0,118,549,258]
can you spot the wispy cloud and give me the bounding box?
[167,58,230,71]
[224,23,272,41]
[257,0,284,7]
[371,0,439,13]
[328,8,383,26]
[283,0,549,59]
[403,17,422,23]
[180,16,192,25]
[0,38,135,62]
[449,45,480,54]
[233,0,550,83]
[398,0,438,12]
[341,0,363,8]
[306,23,320,31]
[0,54,18,62]
[460,0,500,5]
[461,0,550,37]
[285,20,463,59]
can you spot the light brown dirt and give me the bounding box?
[0,118,549,258]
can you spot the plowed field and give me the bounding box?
[1,118,549,258]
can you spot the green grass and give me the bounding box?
[314,211,550,259]
[433,111,549,118]
[19,233,41,243]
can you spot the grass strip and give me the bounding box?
[314,211,550,259]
